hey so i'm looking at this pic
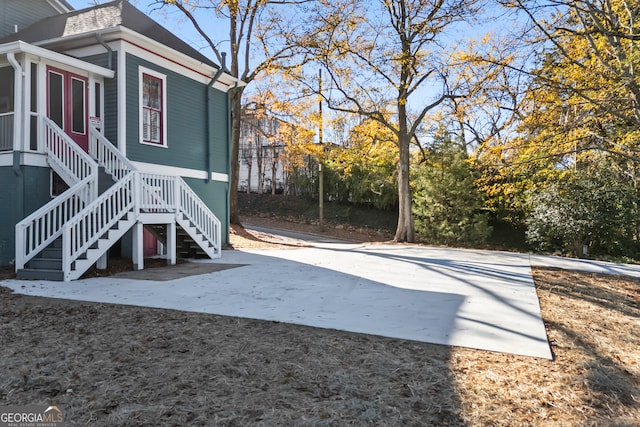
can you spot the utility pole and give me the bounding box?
[318,68,324,230]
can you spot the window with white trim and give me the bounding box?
[139,67,167,147]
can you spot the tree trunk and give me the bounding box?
[395,133,415,242]
[229,87,244,224]
[394,92,415,242]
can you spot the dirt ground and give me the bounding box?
[0,218,638,426]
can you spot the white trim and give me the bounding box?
[31,26,240,91]
[63,44,113,59]
[69,75,88,136]
[138,66,168,148]
[138,213,176,224]
[0,153,11,166]
[211,172,229,182]
[117,41,127,155]
[131,161,229,183]
[88,77,104,128]
[0,41,114,79]
[0,152,49,167]
[7,53,23,152]
[118,29,240,92]
[25,60,37,152]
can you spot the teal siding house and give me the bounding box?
[0,0,240,280]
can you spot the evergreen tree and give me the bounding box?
[412,131,491,246]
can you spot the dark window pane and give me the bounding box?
[30,63,37,113]
[0,114,13,151]
[30,115,37,150]
[72,78,85,134]
[0,67,14,114]
[94,82,101,118]
[48,72,63,128]
[143,74,161,109]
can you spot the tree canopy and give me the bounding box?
[149,0,640,257]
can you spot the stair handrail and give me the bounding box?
[138,172,178,213]
[61,171,136,281]
[43,117,98,192]
[15,176,94,270]
[89,126,136,180]
[177,178,222,257]
[86,127,221,262]
[89,127,174,211]
[89,128,176,213]
[15,117,98,272]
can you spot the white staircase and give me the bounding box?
[15,118,222,281]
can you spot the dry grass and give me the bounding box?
[453,267,639,426]
[0,223,638,425]
[238,214,395,244]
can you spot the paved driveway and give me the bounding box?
[9,225,639,359]
[5,229,562,359]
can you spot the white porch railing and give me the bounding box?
[17,122,222,279]
[137,172,221,257]
[89,127,135,180]
[44,117,98,189]
[14,177,94,270]
[14,119,98,270]
[62,172,136,281]
[59,171,221,280]
[90,126,222,257]
[139,173,178,212]
[177,179,222,257]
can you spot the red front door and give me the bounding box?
[47,67,89,151]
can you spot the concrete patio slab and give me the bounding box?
[2,242,553,359]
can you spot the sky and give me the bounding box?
[65,0,529,146]
[66,0,514,71]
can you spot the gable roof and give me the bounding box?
[0,0,218,69]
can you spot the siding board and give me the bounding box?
[125,53,229,173]
[0,165,51,265]
[0,0,62,39]
[123,53,230,244]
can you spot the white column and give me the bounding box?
[96,252,107,270]
[132,221,144,270]
[166,221,176,265]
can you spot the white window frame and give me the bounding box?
[138,66,167,148]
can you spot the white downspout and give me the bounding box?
[8,52,24,268]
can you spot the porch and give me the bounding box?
[0,41,112,155]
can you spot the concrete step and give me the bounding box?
[16,268,64,281]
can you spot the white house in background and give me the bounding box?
[238,111,288,194]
